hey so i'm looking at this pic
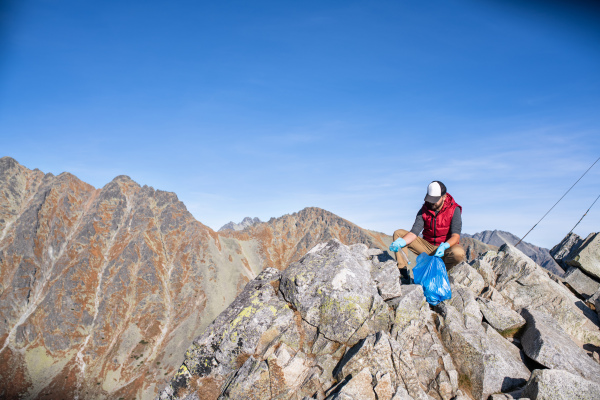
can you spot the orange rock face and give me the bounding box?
[0,157,493,399]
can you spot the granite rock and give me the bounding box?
[520,308,600,383]
[563,265,600,299]
[477,297,526,337]
[522,369,600,400]
[448,262,486,296]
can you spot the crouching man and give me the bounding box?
[390,181,466,281]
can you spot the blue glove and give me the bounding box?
[435,242,450,257]
[389,238,407,252]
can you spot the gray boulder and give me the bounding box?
[446,284,484,330]
[387,284,430,343]
[280,240,391,345]
[520,308,600,383]
[470,256,497,287]
[448,262,486,296]
[522,369,600,400]
[563,265,600,299]
[550,232,584,270]
[477,297,526,337]
[371,259,403,300]
[480,243,600,346]
[327,367,377,400]
[564,232,600,280]
[436,303,530,400]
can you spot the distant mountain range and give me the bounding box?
[218,217,262,231]
[0,156,497,399]
[462,230,565,277]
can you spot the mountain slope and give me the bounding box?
[463,230,565,276]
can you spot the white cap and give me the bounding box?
[424,181,446,203]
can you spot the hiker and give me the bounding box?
[389,181,466,280]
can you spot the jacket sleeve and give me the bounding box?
[410,209,424,236]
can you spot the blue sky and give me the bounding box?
[1,0,599,248]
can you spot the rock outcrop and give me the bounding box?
[551,232,600,316]
[159,240,600,400]
[464,230,565,277]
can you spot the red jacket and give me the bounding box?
[421,193,462,246]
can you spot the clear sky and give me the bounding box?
[1,0,599,248]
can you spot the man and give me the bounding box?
[389,181,466,280]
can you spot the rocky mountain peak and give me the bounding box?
[218,216,262,231]
[159,239,600,400]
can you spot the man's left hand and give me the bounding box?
[435,242,450,257]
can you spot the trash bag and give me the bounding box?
[412,252,452,305]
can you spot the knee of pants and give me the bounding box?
[449,245,466,262]
[393,229,409,241]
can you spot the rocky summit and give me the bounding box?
[463,230,564,277]
[0,157,495,399]
[159,239,600,400]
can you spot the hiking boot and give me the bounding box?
[399,268,411,284]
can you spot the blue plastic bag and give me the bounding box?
[412,252,452,305]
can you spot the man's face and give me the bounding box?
[426,194,446,211]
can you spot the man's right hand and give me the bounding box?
[389,238,407,252]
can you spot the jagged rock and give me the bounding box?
[464,230,565,276]
[590,289,600,319]
[522,369,600,400]
[333,332,398,389]
[564,233,600,280]
[563,266,600,299]
[436,303,530,400]
[470,256,497,287]
[371,260,403,300]
[479,286,511,307]
[161,268,300,398]
[446,285,483,330]
[448,262,486,296]
[387,284,430,343]
[327,367,376,400]
[477,297,525,337]
[480,243,600,346]
[218,216,263,231]
[374,373,394,400]
[520,308,600,383]
[280,240,391,345]
[550,232,584,270]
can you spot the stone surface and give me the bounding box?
[563,265,600,299]
[565,232,600,280]
[448,262,486,296]
[520,308,600,383]
[279,240,391,345]
[479,243,600,346]
[159,240,464,400]
[371,260,403,300]
[522,369,600,400]
[477,297,525,337]
[328,367,376,400]
[550,232,584,270]
[436,303,530,400]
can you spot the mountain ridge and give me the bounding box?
[462,230,565,276]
